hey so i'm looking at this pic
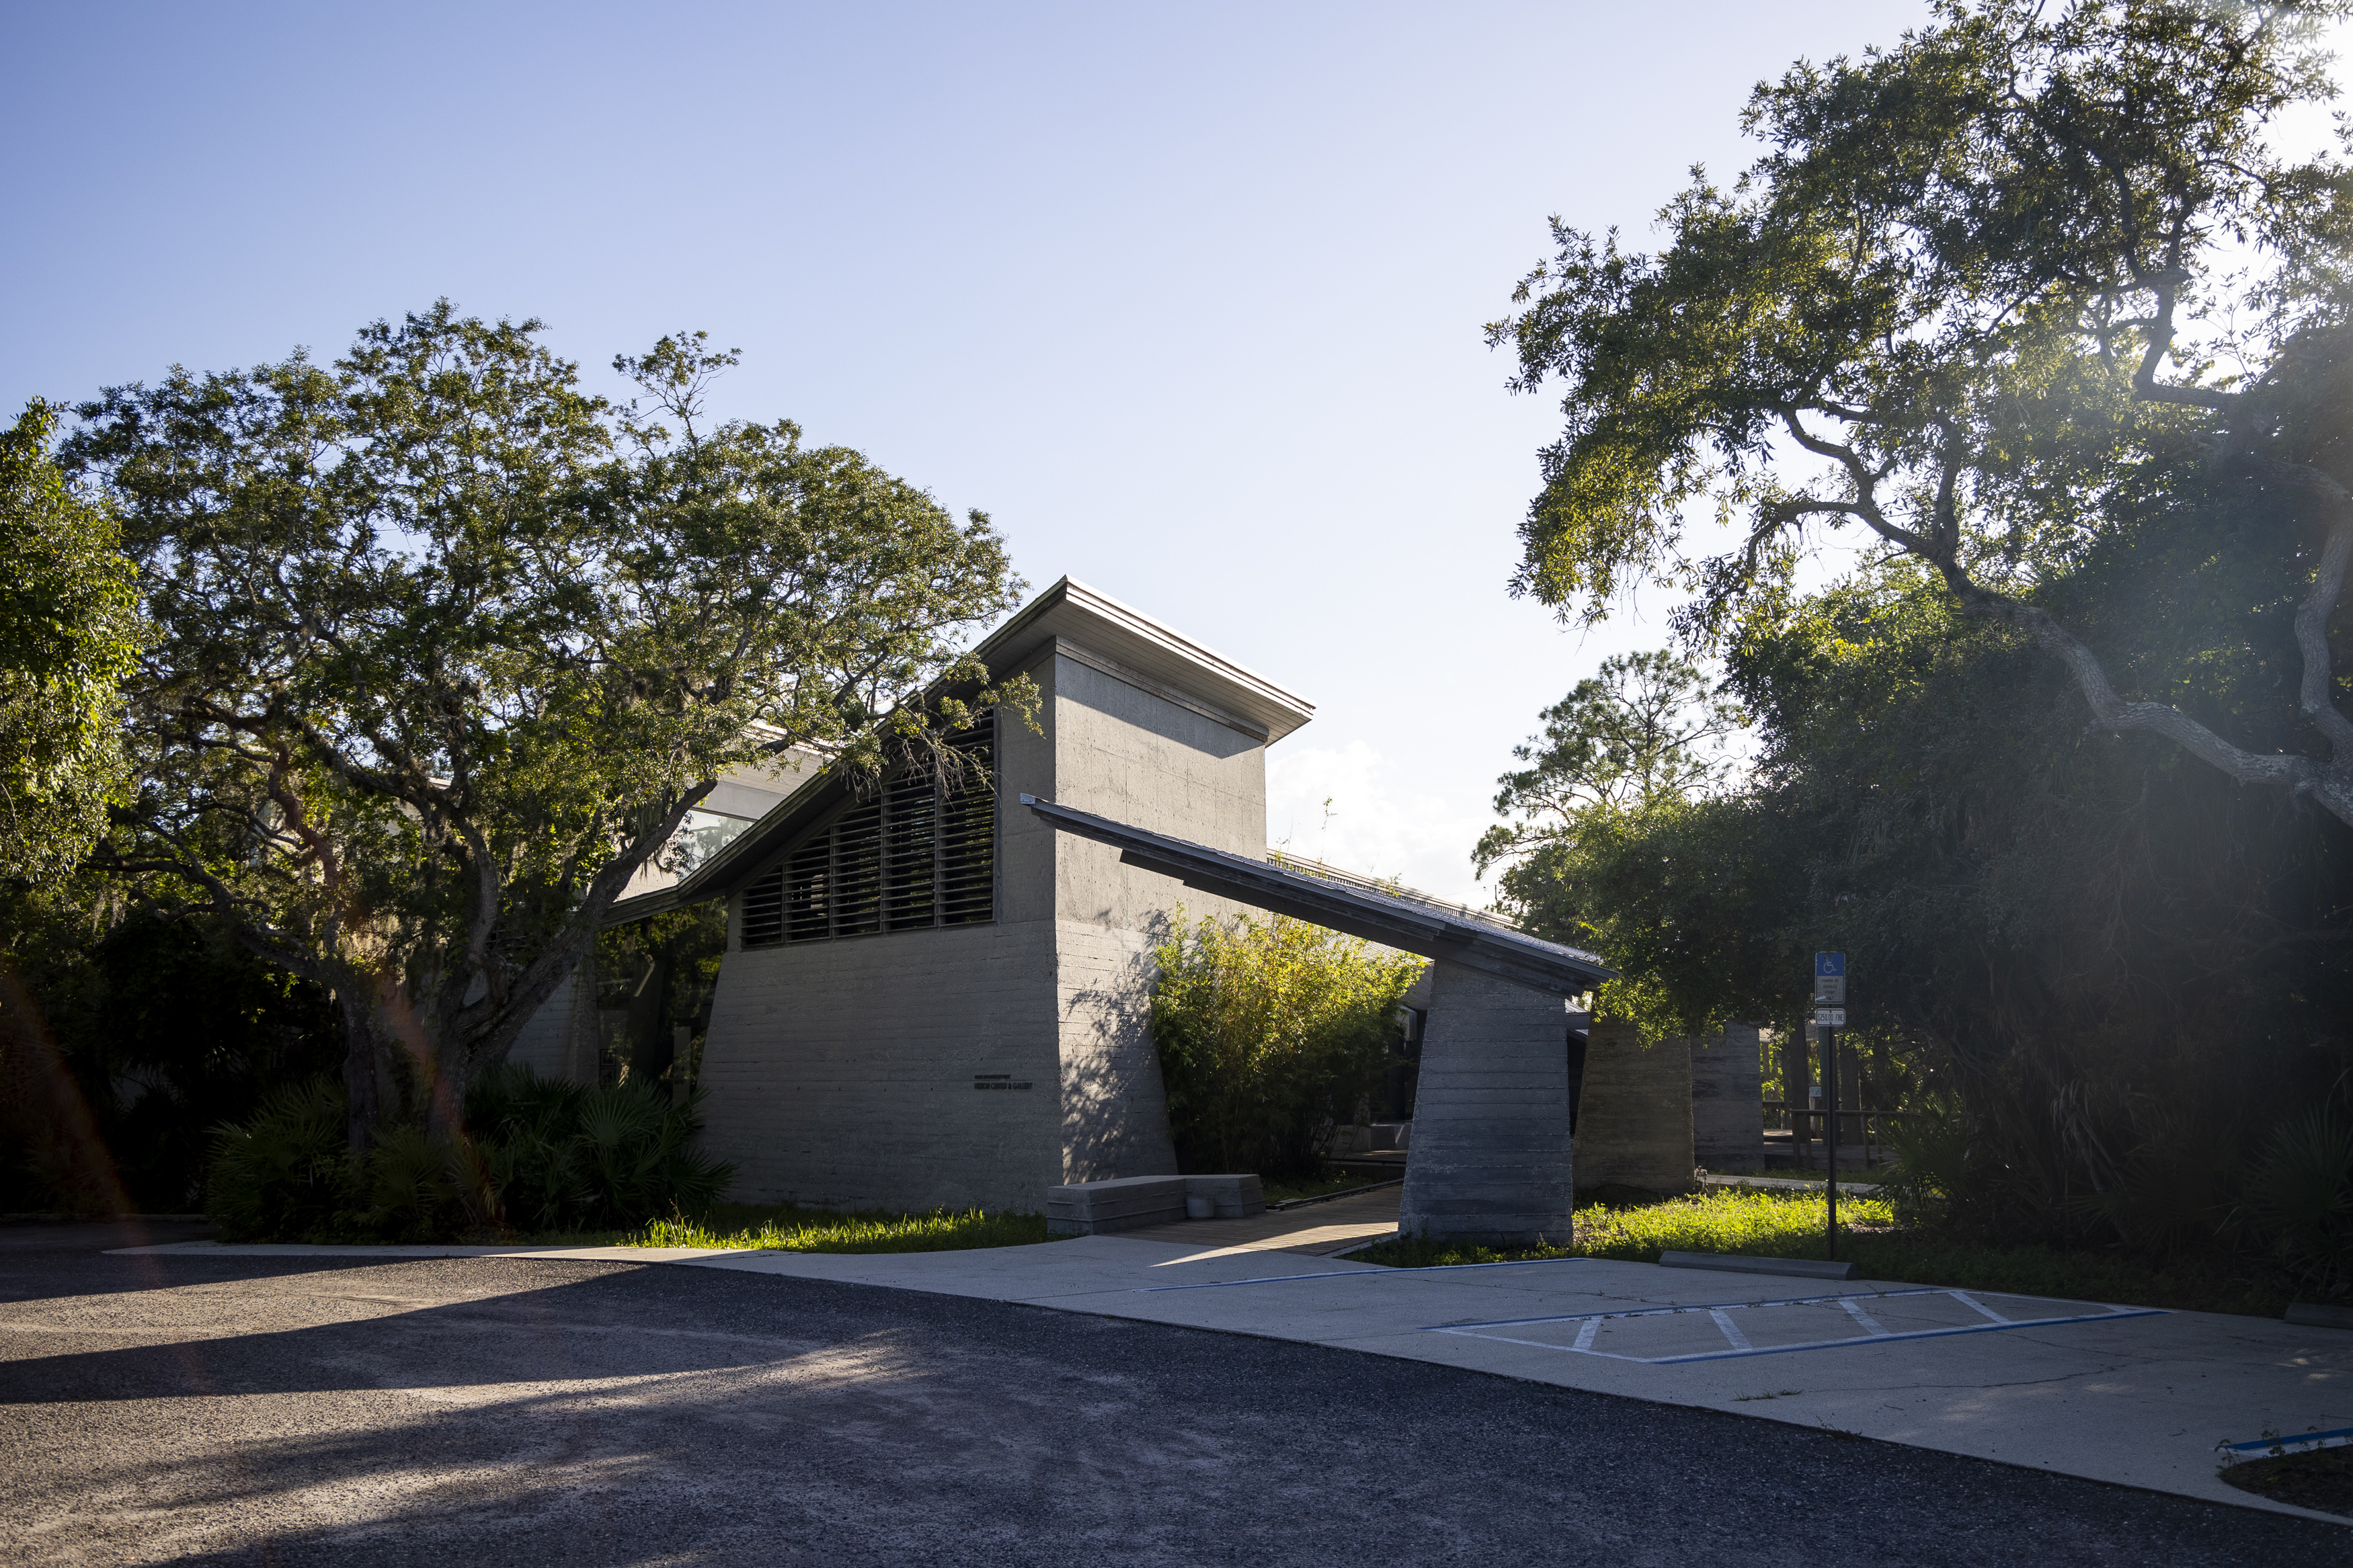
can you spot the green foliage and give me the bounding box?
[1358,1188,2304,1317]
[467,1065,733,1232]
[0,401,140,883]
[0,893,342,1214]
[204,1081,350,1241]
[1576,1186,1894,1261]
[1478,649,1768,1038]
[203,1066,733,1241]
[1474,648,1745,882]
[1874,1104,1974,1228]
[1491,0,2353,828]
[1151,912,1421,1178]
[63,306,1032,1135]
[2247,1111,2353,1295]
[356,1124,499,1243]
[614,1204,1051,1253]
[1494,794,1793,1042]
[1357,1188,1892,1268]
[1500,539,2353,1257]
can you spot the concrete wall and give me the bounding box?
[1041,649,1268,1181]
[694,921,1064,1212]
[692,639,1275,1208]
[1053,921,1170,1183]
[1689,1024,1764,1173]
[1573,1020,1696,1194]
[694,658,1062,1213]
[1398,960,1574,1245]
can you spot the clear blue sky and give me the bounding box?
[4,1,1949,901]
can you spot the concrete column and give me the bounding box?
[1573,1020,1696,1193]
[1690,1024,1764,1173]
[1398,960,1574,1247]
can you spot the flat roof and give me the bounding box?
[1021,795,1616,995]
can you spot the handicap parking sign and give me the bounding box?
[1814,952,1845,977]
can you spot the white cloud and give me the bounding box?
[1265,739,1497,910]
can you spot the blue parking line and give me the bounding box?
[2221,1425,2353,1457]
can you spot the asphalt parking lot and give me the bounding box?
[2,1224,2346,1567]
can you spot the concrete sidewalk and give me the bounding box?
[1119,1183,1402,1256]
[122,1229,2353,1524]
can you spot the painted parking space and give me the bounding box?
[118,1234,2353,1524]
[681,1239,2351,1524]
[1426,1286,2167,1364]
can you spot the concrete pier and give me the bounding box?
[1573,1019,1697,1194]
[1396,960,1575,1246]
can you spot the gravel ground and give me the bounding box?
[1,1223,2345,1566]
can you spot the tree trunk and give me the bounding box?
[626,954,675,1089]
[565,943,600,1085]
[424,1048,469,1142]
[338,987,381,1161]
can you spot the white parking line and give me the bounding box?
[1425,1288,2167,1364]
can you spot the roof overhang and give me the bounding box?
[606,577,1313,924]
[975,577,1314,743]
[1022,795,1615,996]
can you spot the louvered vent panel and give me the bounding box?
[883,770,939,928]
[832,800,884,936]
[760,710,996,946]
[941,716,996,925]
[786,836,831,941]
[742,864,787,948]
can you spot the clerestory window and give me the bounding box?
[740,714,995,946]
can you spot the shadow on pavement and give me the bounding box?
[4,1254,2348,1567]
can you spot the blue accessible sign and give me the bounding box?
[1814,952,1845,977]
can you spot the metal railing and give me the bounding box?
[1761,1102,1918,1169]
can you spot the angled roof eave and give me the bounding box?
[604,577,1318,925]
[604,753,850,924]
[973,577,1315,743]
[1021,794,1615,996]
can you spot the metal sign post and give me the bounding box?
[1812,952,1846,1262]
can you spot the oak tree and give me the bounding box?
[1492,0,2353,827]
[67,306,1027,1149]
[0,401,140,882]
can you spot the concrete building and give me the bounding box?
[1023,794,1613,1243]
[506,576,1759,1232]
[512,578,1314,1214]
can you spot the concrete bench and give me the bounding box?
[1046,1176,1187,1235]
[1045,1174,1267,1235]
[1182,1173,1265,1219]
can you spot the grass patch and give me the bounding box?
[1351,1188,2304,1317]
[529,1202,1055,1253]
[1357,1188,1890,1269]
[2221,1446,2353,1517]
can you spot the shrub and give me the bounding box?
[205,1081,352,1240]
[1151,912,1420,1178]
[355,1125,499,1243]
[204,1067,734,1241]
[2247,1110,2353,1297]
[469,1065,734,1231]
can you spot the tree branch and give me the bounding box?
[1940,571,2345,823]
[2247,452,2353,757]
